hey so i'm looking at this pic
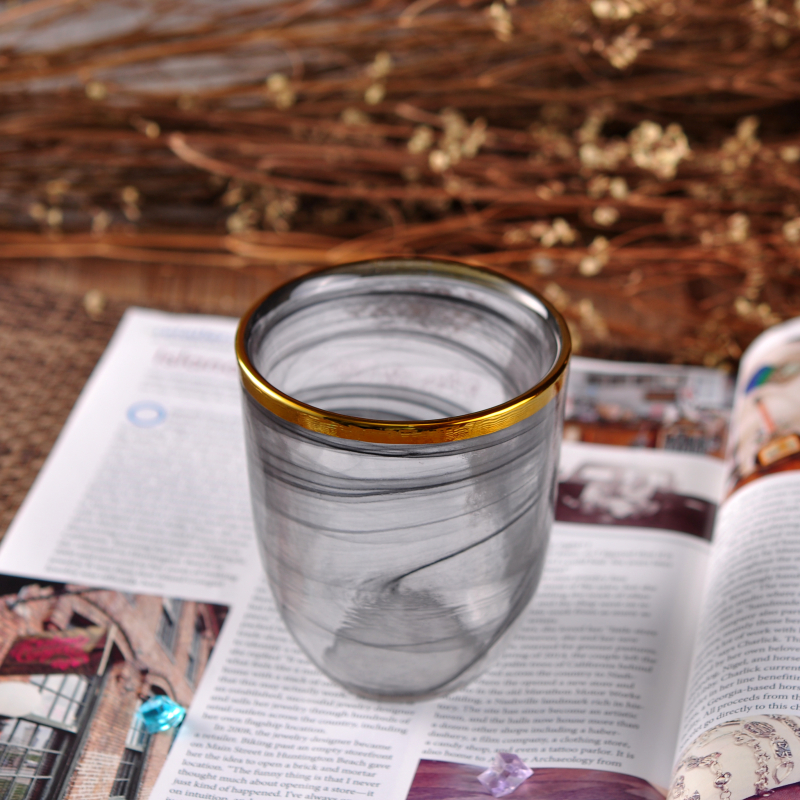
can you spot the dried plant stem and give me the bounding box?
[1,0,798,363]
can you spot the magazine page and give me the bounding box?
[673,318,800,800]
[0,308,267,800]
[0,308,256,603]
[0,309,730,800]
[152,443,722,800]
[149,353,730,800]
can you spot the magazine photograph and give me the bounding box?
[0,574,229,800]
[726,335,800,496]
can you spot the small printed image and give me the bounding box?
[556,462,717,540]
[405,760,666,799]
[564,361,731,458]
[727,340,800,495]
[671,715,800,800]
[0,573,229,800]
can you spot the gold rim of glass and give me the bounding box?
[235,258,571,444]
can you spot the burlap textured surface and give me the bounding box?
[0,278,123,537]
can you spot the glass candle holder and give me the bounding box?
[236,258,570,701]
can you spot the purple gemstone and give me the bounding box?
[477,752,533,797]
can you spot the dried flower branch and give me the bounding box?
[0,0,798,365]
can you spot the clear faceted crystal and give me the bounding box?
[477,752,533,797]
[776,761,794,784]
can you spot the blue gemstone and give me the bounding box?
[137,695,186,733]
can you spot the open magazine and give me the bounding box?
[1,308,799,800]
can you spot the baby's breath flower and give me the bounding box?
[579,236,610,276]
[552,217,577,244]
[266,73,296,108]
[539,228,558,247]
[222,183,244,207]
[267,73,289,92]
[45,179,69,199]
[629,121,690,179]
[734,296,780,327]
[144,121,160,139]
[720,116,761,173]
[735,296,753,317]
[488,1,513,40]
[579,256,604,276]
[503,227,528,245]
[538,218,577,247]
[727,212,750,243]
[46,207,63,227]
[461,117,487,158]
[531,256,555,275]
[544,282,570,311]
[85,81,107,101]
[591,0,646,18]
[227,204,258,233]
[408,126,434,154]
[593,206,620,226]
[588,175,611,198]
[429,150,451,173]
[599,25,652,69]
[737,115,760,142]
[783,217,800,243]
[541,230,557,248]
[341,108,371,126]
[368,51,393,80]
[578,298,609,338]
[364,83,385,105]
[427,110,488,170]
[743,265,765,299]
[121,186,140,205]
[577,106,611,144]
[91,209,111,233]
[226,213,248,234]
[83,289,107,319]
[579,141,629,170]
[121,186,141,222]
[609,176,629,199]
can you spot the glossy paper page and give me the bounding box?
[0,308,732,800]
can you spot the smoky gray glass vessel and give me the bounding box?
[236,258,570,701]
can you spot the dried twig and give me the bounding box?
[1,0,799,364]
